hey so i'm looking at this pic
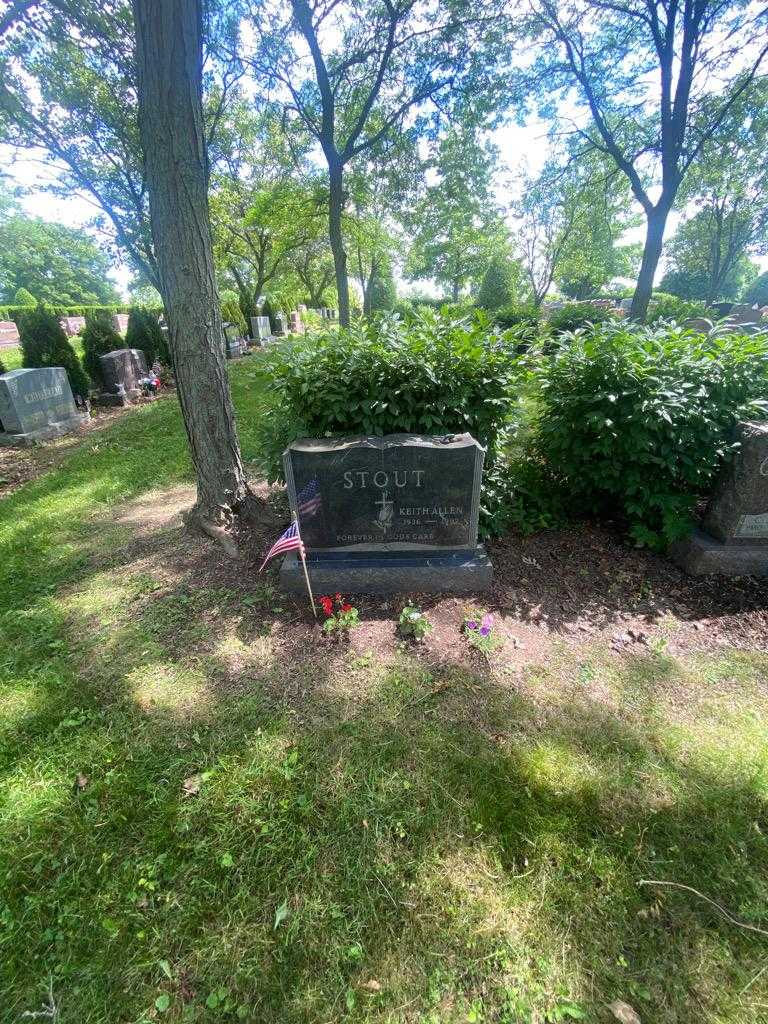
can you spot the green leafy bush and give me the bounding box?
[494,302,541,335]
[81,310,122,386]
[126,306,170,366]
[547,302,619,335]
[257,310,522,502]
[0,357,6,376]
[533,322,768,548]
[743,271,768,307]
[477,255,519,311]
[0,303,134,324]
[18,305,90,399]
[645,292,707,325]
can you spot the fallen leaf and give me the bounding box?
[360,979,381,992]
[273,900,289,929]
[608,1000,641,1024]
[182,774,202,797]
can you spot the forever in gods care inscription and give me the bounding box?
[284,434,485,551]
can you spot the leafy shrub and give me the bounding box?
[18,305,90,399]
[743,271,768,307]
[0,303,134,324]
[477,255,519,311]
[398,605,432,642]
[494,302,541,335]
[547,302,619,335]
[481,452,569,537]
[257,310,522,498]
[645,291,706,325]
[81,310,122,385]
[126,306,170,366]
[0,357,6,376]
[533,321,768,548]
[369,266,396,312]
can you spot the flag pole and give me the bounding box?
[294,513,318,620]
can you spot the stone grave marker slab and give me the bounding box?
[671,420,768,575]
[111,313,129,333]
[99,348,148,403]
[279,433,491,593]
[0,367,89,445]
[0,320,20,344]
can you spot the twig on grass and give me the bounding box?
[21,976,58,1021]
[639,879,768,938]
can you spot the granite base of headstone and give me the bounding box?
[95,348,148,406]
[0,367,89,446]
[670,420,768,575]
[279,433,492,594]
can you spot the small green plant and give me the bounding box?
[547,301,619,335]
[398,604,432,642]
[319,593,360,634]
[463,609,503,655]
[646,291,706,325]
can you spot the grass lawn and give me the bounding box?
[1,353,767,1023]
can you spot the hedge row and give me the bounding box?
[0,304,163,324]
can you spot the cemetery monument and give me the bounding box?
[280,433,492,593]
[0,367,89,445]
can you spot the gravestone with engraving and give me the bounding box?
[671,420,768,575]
[279,433,492,593]
[250,316,272,344]
[98,348,148,405]
[0,367,89,445]
[273,312,287,336]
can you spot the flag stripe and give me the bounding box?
[259,521,304,572]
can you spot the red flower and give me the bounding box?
[319,596,333,616]
[341,603,353,613]
[334,592,343,603]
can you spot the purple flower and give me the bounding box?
[479,626,490,637]
[481,614,493,629]
[466,620,478,631]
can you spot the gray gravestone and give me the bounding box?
[273,312,287,336]
[111,313,129,333]
[671,420,768,575]
[279,433,492,593]
[0,367,89,445]
[223,323,246,359]
[99,348,148,401]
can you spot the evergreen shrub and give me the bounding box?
[126,306,169,366]
[646,292,707,325]
[533,322,768,548]
[81,310,122,385]
[18,305,90,399]
[547,302,619,335]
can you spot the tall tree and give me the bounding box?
[406,126,507,301]
[661,80,768,304]
[530,0,768,318]
[0,213,120,304]
[242,0,488,326]
[132,0,250,548]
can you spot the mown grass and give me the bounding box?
[1,354,768,1023]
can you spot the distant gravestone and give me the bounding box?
[99,348,148,403]
[111,313,129,334]
[223,323,246,359]
[289,311,303,334]
[61,316,86,336]
[0,320,20,344]
[280,433,492,593]
[619,298,633,311]
[671,421,768,575]
[0,367,89,445]
[273,312,287,336]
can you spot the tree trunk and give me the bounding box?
[452,280,459,303]
[328,160,350,326]
[630,205,670,320]
[133,0,249,547]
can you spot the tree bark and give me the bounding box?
[328,160,350,326]
[132,0,249,545]
[630,205,670,320]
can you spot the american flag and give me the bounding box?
[259,520,304,572]
[297,478,322,517]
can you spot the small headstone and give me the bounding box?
[273,312,287,336]
[671,420,768,575]
[61,316,86,336]
[0,367,89,445]
[111,313,129,334]
[0,320,20,344]
[619,298,633,311]
[223,323,245,359]
[288,311,303,334]
[98,348,148,404]
[279,433,492,593]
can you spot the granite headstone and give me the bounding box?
[671,420,768,575]
[279,433,492,593]
[0,367,89,445]
[99,348,148,402]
